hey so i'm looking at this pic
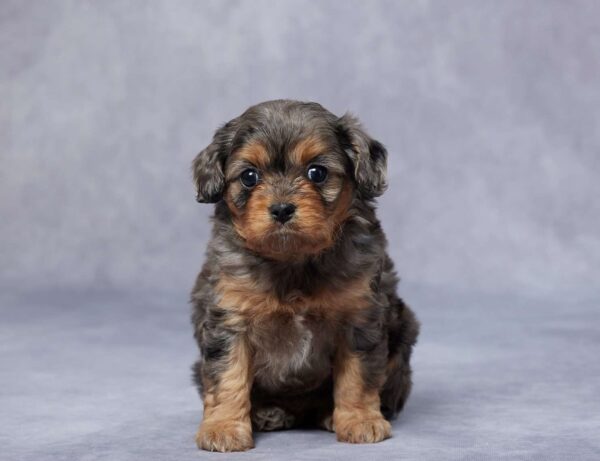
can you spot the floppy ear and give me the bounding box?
[192,119,239,203]
[337,113,388,199]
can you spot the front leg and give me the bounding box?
[196,335,254,452]
[333,335,391,444]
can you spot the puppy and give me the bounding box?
[190,100,419,452]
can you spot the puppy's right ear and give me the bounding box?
[192,119,239,203]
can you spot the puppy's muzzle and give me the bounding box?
[269,203,296,224]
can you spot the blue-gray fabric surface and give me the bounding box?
[1,1,599,460]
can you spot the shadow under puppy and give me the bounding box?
[190,100,419,452]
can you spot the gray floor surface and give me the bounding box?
[2,287,599,461]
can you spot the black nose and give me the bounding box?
[269,203,296,223]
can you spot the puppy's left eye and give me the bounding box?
[307,165,328,184]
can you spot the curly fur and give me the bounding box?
[190,100,419,452]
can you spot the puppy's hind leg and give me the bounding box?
[380,300,419,419]
[252,383,334,432]
[251,405,295,431]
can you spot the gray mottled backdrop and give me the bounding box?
[2,1,599,460]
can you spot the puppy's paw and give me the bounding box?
[195,419,254,452]
[252,405,295,431]
[319,414,335,432]
[335,414,391,444]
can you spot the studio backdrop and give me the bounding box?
[2,1,599,460]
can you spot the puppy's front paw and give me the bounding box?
[195,419,254,452]
[334,413,391,444]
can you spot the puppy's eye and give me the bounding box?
[240,168,259,188]
[307,165,328,184]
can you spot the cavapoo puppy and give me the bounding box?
[190,100,419,452]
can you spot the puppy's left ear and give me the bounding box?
[192,118,239,203]
[337,113,388,199]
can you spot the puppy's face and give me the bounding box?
[193,100,387,260]
[223,133,352,259]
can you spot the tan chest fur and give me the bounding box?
[216,273,372,321]
[215,273,373,392]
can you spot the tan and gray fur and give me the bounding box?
[190,100,419,452]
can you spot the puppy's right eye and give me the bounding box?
[240,169,259,188]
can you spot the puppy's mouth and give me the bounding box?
[249,225,332,260]
[264,225,307,249]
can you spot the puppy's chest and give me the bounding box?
[216,273,373,391]
[248,311,336,392]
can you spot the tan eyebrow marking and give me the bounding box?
[231,140,270,170]
[289,135,329,165]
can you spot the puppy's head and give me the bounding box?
[192,100,387,260]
